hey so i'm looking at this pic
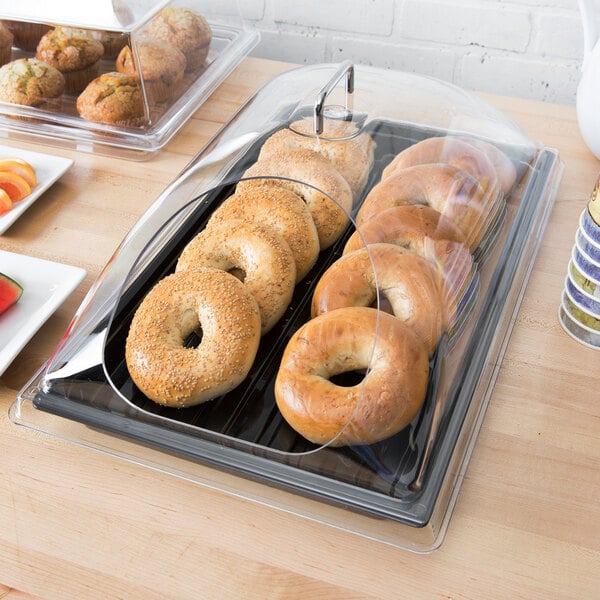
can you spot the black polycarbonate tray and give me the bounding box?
[29,117,558,527]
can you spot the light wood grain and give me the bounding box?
[1,57,599,600]
[0,585,38,600]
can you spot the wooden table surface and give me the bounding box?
[0,57,598,600]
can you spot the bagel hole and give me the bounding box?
[184,328,204,348]
[228,267,246,282]
[370,294,394,315]
[330,370,366,387]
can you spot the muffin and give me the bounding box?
[0,58,65,109]
[82,30,128,59]
[0,23,13,68]
[77,72,146,127]
[1,20,51,51]
[59,27,127,60]
[116,38,186,102]
[98,31,128,59]
[36,26,104,93]
[145,7,212,71]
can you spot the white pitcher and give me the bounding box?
[577,0,600,159]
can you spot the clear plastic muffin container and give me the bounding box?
[0,0,259,158]
[10,61,563,552]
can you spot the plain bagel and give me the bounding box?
[382,135,510,196]
[311,243,445,355]
[460,136,518,195]
[344,205,474,327]
[274,307,430,447]
[357,163,499,251]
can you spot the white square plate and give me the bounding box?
[0,145,74,234]
[0,250,86,376]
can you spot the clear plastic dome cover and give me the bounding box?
[0,0,259,157]
[11,61,563,552]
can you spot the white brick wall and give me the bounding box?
[238,0,600,104]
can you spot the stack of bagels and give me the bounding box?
[275,132,517,448]
[125,117,517,451]
[125,117,373,409]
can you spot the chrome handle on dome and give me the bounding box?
[313,61,355,135]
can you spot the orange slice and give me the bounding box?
[0,171,32,202]
[0,189,12,215]
[0,158,37,187]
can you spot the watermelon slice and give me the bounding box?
[0,272,23,314]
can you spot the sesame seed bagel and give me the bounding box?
[125,268,261,408]
[258,117,375,200]
[237,148,353,250]
[208,184,320,282]
[176,219,296,335]
[274,307,429,447]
